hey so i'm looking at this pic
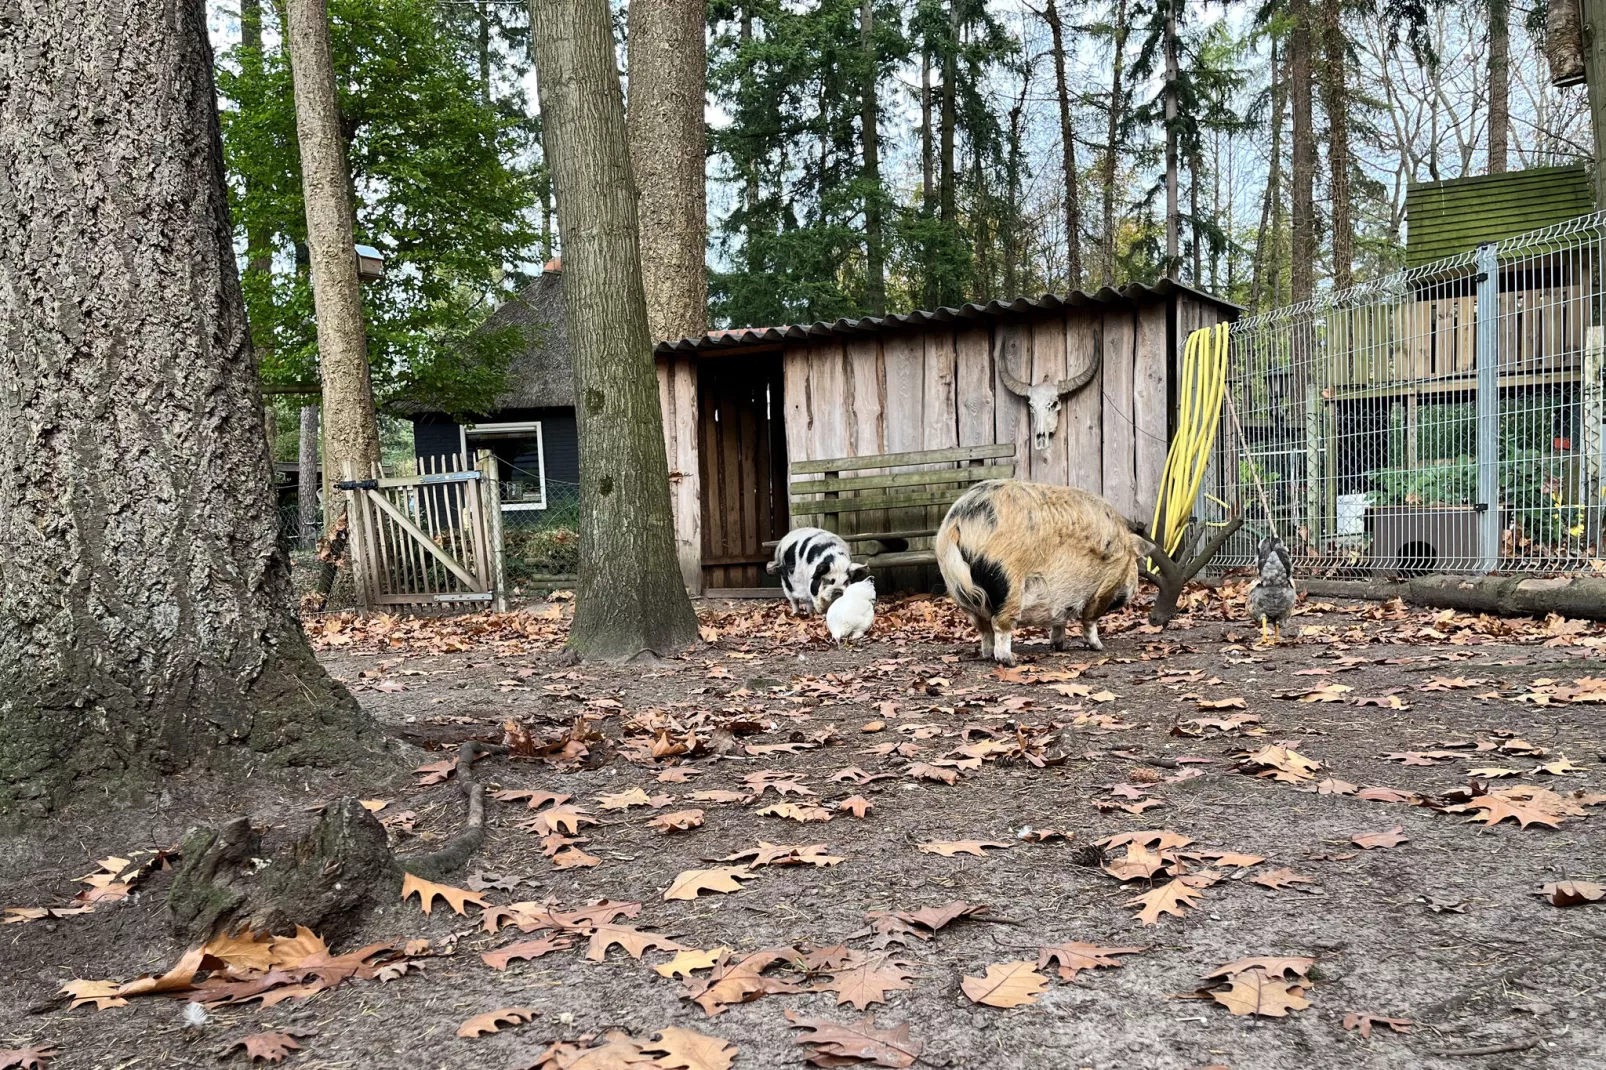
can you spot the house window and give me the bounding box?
[461,422,547,511]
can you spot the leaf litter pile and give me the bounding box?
[3,592,1606,1068]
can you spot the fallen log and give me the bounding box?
[1300,573,1606,622]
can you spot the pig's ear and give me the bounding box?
[848,563,871,583]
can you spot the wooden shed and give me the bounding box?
[653,282,1239,594]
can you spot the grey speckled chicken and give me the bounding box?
[1246,534,1296,644]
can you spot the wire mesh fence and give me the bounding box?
[1204,213,1606,577]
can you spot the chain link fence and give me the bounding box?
[1205,213,1606,577]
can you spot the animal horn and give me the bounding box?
[1056,347,1103,397]
[998,362,1031,397]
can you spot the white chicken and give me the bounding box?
[825,575,876,644]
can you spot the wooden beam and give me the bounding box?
[789,443,1015,474]
[363,489,485,591]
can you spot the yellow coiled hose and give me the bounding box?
[1149,322,1229,556]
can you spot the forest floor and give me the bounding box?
[4,588,1606,1070]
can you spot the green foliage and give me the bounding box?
[216,0,540,416]
[505,527,580,579]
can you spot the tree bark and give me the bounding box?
[921,45,935,213]
[1289,0,1317,303]
[1043,0,1083,289]
[299,404,322,545]
[1101,0,1129,287]
[626,0,708,342]
[1581,0,1606,208]
[1320,0,1353,290]
[1250,40,1287,312]
[1163,0,1179,279]
[939,1,958,226]
[284,0,380,508]
[531,0,702,660]
[1487,0,1509,173]
[0,0,370,819]
[1300,574,1606,621]
[860,0,885,315]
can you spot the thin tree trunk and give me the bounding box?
[922,45,935,211]
[478,0,492,101]
[861,0,885,315]
[1164,0,1179,279]
[1321,0,1353,290]
[1189,150,1201,283]
[1289,0,1317,303]
[299,404,322,546]
[0,0,368,816]
[626,0,708,342]
[1102,0,1129,287]
[1043,0,1083,289]
[284,0,380,513]
[1488,0,1509,173]
[940,1,958,225]
[531,0,701,660]
[742,13,760,221]
[1250,39,1286,312]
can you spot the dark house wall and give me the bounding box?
[411,408,580,489]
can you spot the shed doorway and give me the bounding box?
[697,355,789,590]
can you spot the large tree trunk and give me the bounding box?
[284,0,380,508]
[922,46,935,213]
[1289,0,1317,304]
[0,0,370,819]
[626,0,708,342]
[860,0,885,315]
[1250,40,1287,312]
[1320,0,1353,290]
[1487,0,1509,173]
[532,0,702,660]
[1101,0,1128,287]
[1043,0,1083,289]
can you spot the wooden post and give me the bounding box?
[480,449,508,612]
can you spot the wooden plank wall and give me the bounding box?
[770,298,1240,531]
[656,356,702,593]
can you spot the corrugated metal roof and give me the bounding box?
[1405,165,1594,267]
[653,278,1241,354]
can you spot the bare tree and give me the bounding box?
[1101,0,1130,287]
[1321,0,1354,290]
[627,0,709,342]
[1487,0,1509,172]
[284,0,380,503]
[0,0,369,816]
[1041,0,1084,288]
[531,0,703,660]
[1289,0,1317,304]
[861,0,886,314]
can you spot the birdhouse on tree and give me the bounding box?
[354,243,385,282]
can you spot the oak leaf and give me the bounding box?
[400,873,486,916]
[785,1011,923,1068]
[754,802,833,822]
[531,805,598,835]
[1098,829,1194,851]
[1124,878,1204,925]
[839,795,873,818]
[655,947,730,980]
[480,936,572,969]
[59,979,127,1010]
[455,1006,538,1038]
[1251,868,1314,891]
[690,790,752,804]
[223,1033,303,1064]
[640,1027,737,1070]
[0,1045,56,1070]
[725,842,843,867]
[116,945,206,997]
[649,809,705,832]
[1199,851,1264,868]
[597,787,654,811]
[1538,881,1605,906]
[552,846,602,869]
[688,949,804,1016]
[1238,744,1322,782]
[586,923,688,962]
[1102,843,1169,881]
[1203,957,1314,981]
[1210,971,1309,1017]
[202,930,277,974]
[906,763,958,785]
[822,954,916,1010]
[916,840,1009,857]
[1314,778,1358,795]
[960,961,1049,1007]
[493,788,572,811]
[1037,942,1145,982]
[1446,793,1567,829]
[665,866,755,900]
[1351,826,1408,849]
[1356,786,1416,803]
[1341,1012,1412,1039]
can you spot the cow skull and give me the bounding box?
[999,351,1102,452]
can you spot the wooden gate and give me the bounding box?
[698,356,790,589]
[340,452,506,611]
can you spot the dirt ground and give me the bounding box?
[4,587,1605,1070]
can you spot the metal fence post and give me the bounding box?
[1474,242,1500,573]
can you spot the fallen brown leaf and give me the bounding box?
[916,840,1010,857]
[0,1045,57,1070]
[222,1033,303,1064]
[960,961,1049,1007]
[1037,942,1145,982]
[640,1026,737,1070]
[1341,1011,1412,1039]
[400,874,487,916]
[1124,878,1204,925]
[784,1011,923,1068]
[1351,826,1408,850]
[1538,880,1605,906]
[455,1007,538,1038]
[480,936,572,970]
[664,866,755,901]
[649,809,706,833]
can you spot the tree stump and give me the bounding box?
[169,797,401,944]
